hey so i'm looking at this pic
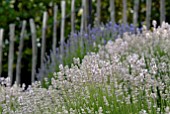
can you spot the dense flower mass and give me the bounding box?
[36,23,137,81]
[0,21,170,113]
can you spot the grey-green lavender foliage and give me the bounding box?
[37,22,137,84]
[0,21,170,114]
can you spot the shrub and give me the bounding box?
[0,21,170,114]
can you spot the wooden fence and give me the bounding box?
[0,0,167,86]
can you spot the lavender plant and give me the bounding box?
[37,22,137,87]
[0,21,170,113]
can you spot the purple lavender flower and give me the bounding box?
[36,22,139,81]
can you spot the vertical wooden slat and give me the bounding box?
[30,19,37,83]
[60,0,66,64]
[133,0,139,26]
[40,12,48,68]
[96,0,101,25]
[0,29,4,76]
[84,0,88,32]
[80,0,87,33]
[160,0,165,24]
[123,0,127,25]
[70,0,75,57]
[110,0,115,25]
[80,0,87,57]
[52,5,58,62]
[16,20,27,85]
[146,0,152,29]
[71,0,75,34]
[81,0,85,34]
[8,24,15,85]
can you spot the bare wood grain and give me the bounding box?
[0,29,4,76]
[40,12,48,68]
[16,20,27,85]
[160,0,165,24]
[8,24,15,85]
[30,19,37,83]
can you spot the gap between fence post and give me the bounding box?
[88,0,92,26]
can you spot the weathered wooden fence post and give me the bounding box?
[81,0,87,32]
[8,24,15,85]
[84,0,88,32]
[133,0,139,26]
[96,0,101,25]
[60,0,66,64]
[80,0,87,34]
[0,29,4,76]
[123,0,127,25]
[40,12,48,68]
[30,19,37,83]
[80,0,84,34]
[16,20,27,85]
[70,0,75,56]
[52,5,58,63]
[110,0,115,25]
[80,0,86,57]
[160,0,165,24]
[71,0,75,34]
[146,0,152,29]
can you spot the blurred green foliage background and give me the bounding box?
[0,0,170,85]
